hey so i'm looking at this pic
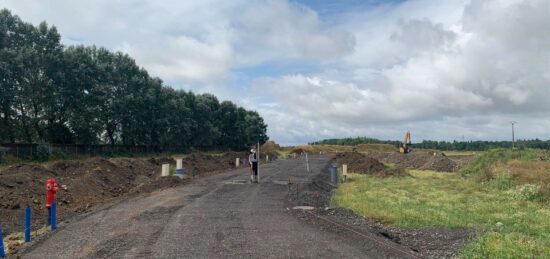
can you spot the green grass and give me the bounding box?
[332,167,550,258]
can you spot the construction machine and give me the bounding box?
[399,130,412,154]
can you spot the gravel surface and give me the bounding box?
[18,155,415,258]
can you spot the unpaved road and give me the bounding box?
[20,155,414,258]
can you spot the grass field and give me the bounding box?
[332,149,550,258]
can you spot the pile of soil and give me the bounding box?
[333,152,386,173]
[333,152,407,177]
[290,148,305,155]
[367,152,459,172]
[0,152,246,235]
[260,140,281,153]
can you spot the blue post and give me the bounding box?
[51,202,57,231]
[0,227,5,258]
[25,206,31,242]
[330,163,338,184]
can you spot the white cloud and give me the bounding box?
[3,0,550,145]
[2,0,353,84]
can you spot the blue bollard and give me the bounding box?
[51,202,57,231]
[330,163,338,184]
[0,227,5,258]
[25,206,31,242]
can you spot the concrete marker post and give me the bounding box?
[235,158,240,167]
[343,164,348,182]
[0,227,5,258]
[25,206,31,242]
[175,159,184,178]
[161,164,170,177]
[176,159,183,170]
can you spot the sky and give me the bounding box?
[2,0,550,145]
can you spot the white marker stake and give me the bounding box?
[343,164,348,175]
[176,159,183,170]
[236,158,240,167]
[343,164,348,182]
[257,141,260,183]
[161,164,170,177]
[306,152,310,172]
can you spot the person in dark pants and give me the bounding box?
[249,146,258,183]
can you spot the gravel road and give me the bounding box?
[19,155,415,258]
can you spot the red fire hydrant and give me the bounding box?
[45,178,58,225]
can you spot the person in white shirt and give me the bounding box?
[249,146,258,183]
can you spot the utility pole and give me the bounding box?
[510,121,517,149]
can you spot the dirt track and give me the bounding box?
[18,155,417,258]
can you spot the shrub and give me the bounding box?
[490,172,513,190]
[34,144,52,161]
[509,184,542,202]
[50,147,68,160]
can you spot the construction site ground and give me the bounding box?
[11,155,444,258]
[0,151,479,258]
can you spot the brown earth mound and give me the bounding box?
[334,152,386,173]
[0,152,246,235]
[260,140,281,153]
[367,152,459,172]
[333,153,407,177]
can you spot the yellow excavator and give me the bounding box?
[399,130,412,154]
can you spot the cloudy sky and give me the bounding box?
[2,0,550,145]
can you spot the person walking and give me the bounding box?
[249,146,258,183]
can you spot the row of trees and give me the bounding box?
[311,137,550,151]
[0,9,268,150]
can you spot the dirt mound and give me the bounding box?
[333,153,407,177]
[260,141,281,153]
[147,157,176,166]
[290,148,304,155]
[334,153,386,173]
[366,152,459,172]
[0,151,246,235]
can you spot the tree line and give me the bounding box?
[310,137,550,151]
[0,9,268,150]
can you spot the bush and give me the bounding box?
[50,147,68,160]
[34,144,52,161]
[490,172,513,190]
[509,184,542,202]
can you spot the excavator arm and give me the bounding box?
[399,130,412,153]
